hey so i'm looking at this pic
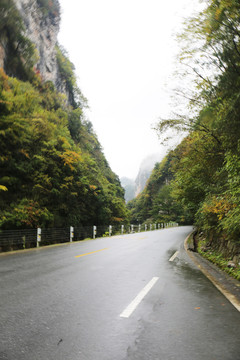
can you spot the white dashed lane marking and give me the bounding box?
[120,277,159,318]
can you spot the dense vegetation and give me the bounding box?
[55,44,87,109]
[127,150,192,226]
[0,69,128,229]
[0,1,128,229]
[129,0,240,255]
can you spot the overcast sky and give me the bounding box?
[58,0,202,179]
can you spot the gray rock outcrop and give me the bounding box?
[0,0,72,102]
[13,0,60,85]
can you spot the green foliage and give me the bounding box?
[0,0,128,230]
[127,152,190,225]
[102,231,110,238]
[55,44,87,109]
[133,1,240,257]
[198,239,240,281]
[0,69,128,229]
[184,1,240,243]
[0,199,53,228]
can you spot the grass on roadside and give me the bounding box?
[197,238,240,281]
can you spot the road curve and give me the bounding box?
[0,226,239,360]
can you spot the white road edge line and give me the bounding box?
[169,250,179,262]
[120,277,159,318]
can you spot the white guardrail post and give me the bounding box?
[109,225,112,236]
[121,225,124,235]
[70,226,74,242]
[37,227,41,248]
[93,225,97,239]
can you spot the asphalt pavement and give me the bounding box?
[0,226,239,360]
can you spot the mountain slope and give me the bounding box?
[0,0,128,229]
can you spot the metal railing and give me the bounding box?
[0,222,178,252]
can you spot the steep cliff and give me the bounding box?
[120,177,135,203]
[0,0,74,104]
[134,154,166,196]
[14,0,60,84]
[14,0,60,82]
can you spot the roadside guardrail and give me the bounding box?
[0,222,178,252]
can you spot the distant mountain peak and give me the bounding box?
[121,153,165,202]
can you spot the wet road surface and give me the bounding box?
[0,226,240,359]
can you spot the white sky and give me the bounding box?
[58,0,202,179]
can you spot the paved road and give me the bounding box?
[0,226,239,360]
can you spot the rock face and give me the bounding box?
[121,153,165,202]
[0,0,71,101]
[134,166,152,197]
[120,177,135,203]
[13,0,60,85]
[134,153,165,197]
[0,42,5,69]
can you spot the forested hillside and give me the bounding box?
[127,149,193,225]
[0,0,128,229]
[128,0,240,269]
